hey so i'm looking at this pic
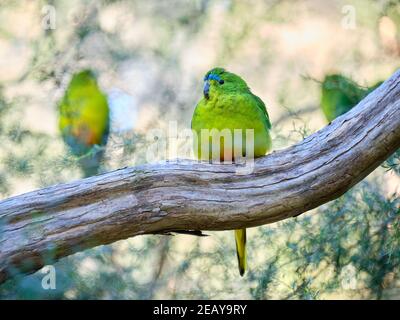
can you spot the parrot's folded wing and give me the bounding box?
[253,94,272,129]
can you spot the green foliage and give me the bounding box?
[384,149,400,176]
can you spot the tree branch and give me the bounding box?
[1,70,399,284]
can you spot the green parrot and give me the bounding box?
[58,70,110,177]
[191,67,272,276]
[320,74,399,175]
[320,74,382,122]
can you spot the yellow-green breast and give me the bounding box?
[191,90,271,160]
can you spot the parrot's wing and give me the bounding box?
[252,94,272,129]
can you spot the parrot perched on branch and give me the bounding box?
[320,74,382,122]
[58,70,110,177]
[320,74,400,175]
[191,67,272,276]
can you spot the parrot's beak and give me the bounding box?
[203,81,210,99]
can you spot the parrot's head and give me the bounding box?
[69,69,98,89]
[203,67,249,100]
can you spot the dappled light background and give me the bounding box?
[0,0,399,299]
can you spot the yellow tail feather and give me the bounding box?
[234,229,246,276]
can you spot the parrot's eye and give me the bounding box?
[219,80,224,85]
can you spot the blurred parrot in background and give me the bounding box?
[191,67,272,276]
[320,73,399,175]
[58,70,110,177]
[320,74,382,122]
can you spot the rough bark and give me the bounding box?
[0,70,399,284]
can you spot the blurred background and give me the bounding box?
[0,0,399,299]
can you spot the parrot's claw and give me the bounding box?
[160,230,209,237]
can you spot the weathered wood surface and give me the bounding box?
[0,70,399,284]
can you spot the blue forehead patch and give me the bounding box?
[204,73,222,82]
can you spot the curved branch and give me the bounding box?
[1,70,399,284]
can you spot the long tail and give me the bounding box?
[79,148,104,178]
[234,229,246,276]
